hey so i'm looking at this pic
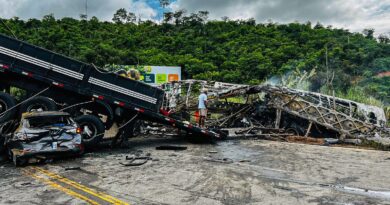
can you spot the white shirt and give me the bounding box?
[198,93,207,109]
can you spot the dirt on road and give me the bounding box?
[1,137,390,205]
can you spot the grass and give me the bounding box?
[334,87,384,107]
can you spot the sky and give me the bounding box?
[0,0,389,35]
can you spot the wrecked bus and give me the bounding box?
[162,80,390,146]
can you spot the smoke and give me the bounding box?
[265,68,317,91]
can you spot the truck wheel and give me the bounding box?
[131,120,144,137]
[13,155,27,167]
[19,96,57,114]
[0,136,5,154]
[75,115,105,149]
[0,92,16,123]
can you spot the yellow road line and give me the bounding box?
[30,167,130,205]
[22,169,100,205]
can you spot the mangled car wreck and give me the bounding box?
[0,112,83,166]
[162,80,390,146]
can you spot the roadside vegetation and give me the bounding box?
[0,9,389,111]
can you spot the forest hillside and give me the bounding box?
[1,10,389,107]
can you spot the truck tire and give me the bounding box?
[0,136,5,154]
[75,115,105,149]
[19,96,57,114]
[0,92,16,123]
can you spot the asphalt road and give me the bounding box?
[1,137,390,205]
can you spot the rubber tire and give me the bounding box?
[130,120,144,137]
[0,92,16,123]
[13,155,27,167]
[0,136,5,154]
[75,115,105,149]
[286,122,306,136]
[19,96,57,114]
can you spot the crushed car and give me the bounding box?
[0,111,84,166]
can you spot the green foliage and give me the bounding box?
[0,10,388,105]
[335,87,384,107]
[360,77,390,104]
[372,57,390,73]
[10,87,26,101]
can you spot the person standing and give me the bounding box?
[198,89,208,128]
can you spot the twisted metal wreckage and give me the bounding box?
[161,80,390,146]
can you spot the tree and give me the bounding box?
[198,11,209,22]
[314,22,324,29]
[173,9,186,25]
[159,0,171,21]
[159,0,170,8]
[1,10,389,105]
[42,14,55,22]
[378,34,390,44]
[163,12,173,24]
[126,12,136,23]
[80,14,87,20]
[112,8,128,24]
[363,28,375,40]
[221,16,229,22]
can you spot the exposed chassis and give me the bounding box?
[162,80,390,146]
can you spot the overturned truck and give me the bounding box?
[163,80,390,146]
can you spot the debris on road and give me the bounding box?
[203,156,234,164]
[64,166,81,171]
[156,145,188,151]
[239,159,251,163]
[19,182,32,186]
[286,136,325,145]
[120,155,152,166]
[324,138,340,144]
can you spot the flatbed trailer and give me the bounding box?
[0,34,220,147]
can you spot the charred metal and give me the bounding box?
[162,80,390,146]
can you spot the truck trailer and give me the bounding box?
[0,34,220,149]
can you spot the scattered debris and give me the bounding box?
[20,182,32,186]
[324,138,340,144]
[203,156,234,164]
[208,151,218,154]
[156,145,187,151]
[287,136,325,145]
[120,155,152,166]
[64,167,81,171]
[334,185,390,200]
[239,159,251,163]
[343,139,362,145]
